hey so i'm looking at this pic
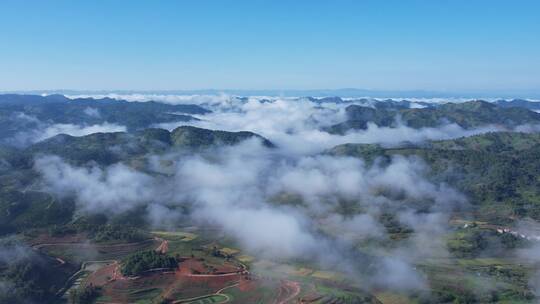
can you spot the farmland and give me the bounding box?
[22,225,381,304]
[3,95,540,303]
[10,200,540,303]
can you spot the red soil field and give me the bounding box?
[85,263,117,287]
[89,257,247,303]
[237,276,257,292]
[30,233,89,247]
[275,280,301,304]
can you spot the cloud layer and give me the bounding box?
[7,112,126,147]
[34,137,468,291]
[25,93,540,294]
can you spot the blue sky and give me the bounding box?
[0,0,539,93]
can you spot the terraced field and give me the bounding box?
[27,229,381,303]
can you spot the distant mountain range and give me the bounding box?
[4,89,540,98]
[0,94,208,145]
[327,131,540,222]
[2,94,540,147]
[325,100,540,134]
[494,98,540,111]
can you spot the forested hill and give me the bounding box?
[1,125,274,167]
[327,100,540,134]
[0,94,209,143]
[0,125,273,237]
[327,132,540,222]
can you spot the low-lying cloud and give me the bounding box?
[23,93,540,294]
[34,137,468,291]
[60,94,540,155]
[36,123,126,141]
[148,97,512,154]
[10,120,126,147]
[35,155,160,213]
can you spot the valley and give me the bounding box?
[2,95,540,303]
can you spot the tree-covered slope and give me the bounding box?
[121,251,178,276]
[0,94,210,143]
[0,126,273,235]
[327,100,540,134]
[495,99,540,111]
[327,132,540,222]
[0,238,77,303]
[170,125,274,148]
[25,126,273,165]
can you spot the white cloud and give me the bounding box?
[147,97,507,155]
[83,107,101,118]
[38,123,126,141]
[63,94,540,155]
[28,93,540,293]
[34,137,469,291]
[11,122,127,146]
[35,155,160,213]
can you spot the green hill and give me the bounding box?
[170,125,274,148]
[0,125,273,235]
[0,238,78,303]
[0,94,210,144]
[327,100,540,134]
[25,126,273,166]
[327,132,540,222]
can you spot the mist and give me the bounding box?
[25,94,502,292]
[7,112,126,147]
[34,133,469,292]
[24,93,540,294]
[143,95,519,154]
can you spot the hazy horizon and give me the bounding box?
[3,88,540,99]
